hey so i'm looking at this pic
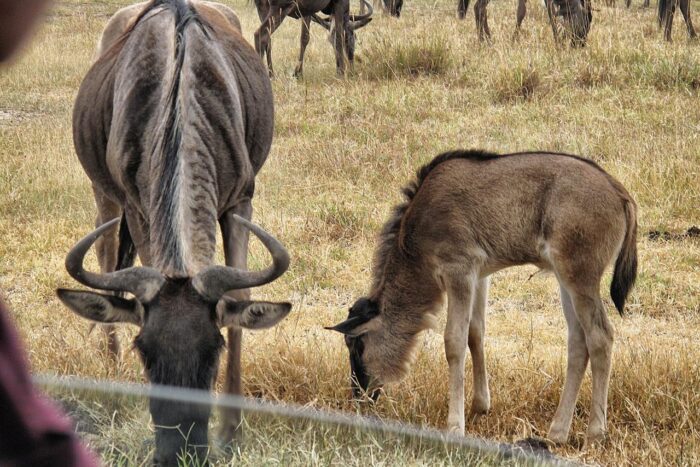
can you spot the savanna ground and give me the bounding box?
[1,0,699,465]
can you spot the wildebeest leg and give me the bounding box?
[679,0,697,38]
[513,0,527,40]
[548,284,589,444]
[254,5,294,77]
[569,289,613,444]
[474,0,492,42]
[217,200,253,444]
[333,0,350,76]
[458,0,470,19]
[661,0,676,41]
[294,16,312,78]
[93,187,121,359]
[444,271,477,435]
[545,0,560,42]
[468,277,490,418]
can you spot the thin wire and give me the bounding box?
[33,374,575,465]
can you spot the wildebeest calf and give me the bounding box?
[328,150,637,445]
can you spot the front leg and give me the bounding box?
[218,200,253,444]
[444,272,477,435]
[468,277,490,417]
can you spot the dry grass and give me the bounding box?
[1,0,699,465]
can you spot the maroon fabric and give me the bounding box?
[0,297,99,467]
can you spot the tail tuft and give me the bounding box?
[610,199,638,315]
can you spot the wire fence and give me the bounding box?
[34,374,572,466]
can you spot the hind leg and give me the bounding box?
[548,283,589,444]
[218,199,253,445]
[294,16,312,78]
[92,187,122,358]
[571,289,613,443]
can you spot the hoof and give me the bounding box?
[584,429,607,447]
[547,428,569,446]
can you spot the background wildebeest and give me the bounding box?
[56,1,291,465]
[254,0,373,76]
[382,0,592,46]
[329,150,637,445]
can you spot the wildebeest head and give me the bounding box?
[383,0,403,17]
[322,0,373,63]
[555,0,592,46]
[325,297,384,401]
[57,216,291,466]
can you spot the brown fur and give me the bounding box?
[355,149,638,443]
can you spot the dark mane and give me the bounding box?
[369,149,608,294]
[149,0,211,275]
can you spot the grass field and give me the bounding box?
[1,0,699,465]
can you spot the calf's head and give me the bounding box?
[57,216,291,466]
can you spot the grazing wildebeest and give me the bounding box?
[658,0,696,41]
[328,150,637,444]
[253,0,343,78]
[57,1,291,465]
[383,0,591,46]
[254,0,373,76]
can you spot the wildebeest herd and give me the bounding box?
[52,0,667,465]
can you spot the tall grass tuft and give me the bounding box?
[360,36,453,80]
[491,63,542,102]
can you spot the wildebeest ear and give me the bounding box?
[56,289,143,326]
[324,314,380,336]
[218,298,292,329]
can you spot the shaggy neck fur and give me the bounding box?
[135,1,218,277]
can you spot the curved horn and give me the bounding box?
[65,218,164,302]
[350,0,373,29]
[192,215,290,302]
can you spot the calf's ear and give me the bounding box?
[218,298,292,329]
[325,314,381,337]
[56,289,143,326]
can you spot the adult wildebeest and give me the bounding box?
[254,0,373,76]
[328,150,637,445]
[57,1,291,465]
[658,0,696,41]
[384,0,591,46]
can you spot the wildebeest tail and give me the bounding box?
[114,215,137,299]
[116,215,136,271]
[610,197,638,315]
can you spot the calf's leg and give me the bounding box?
[570,290,613,443]
[444,272,477,435]
[548,284,589,444]
[468,277,490,417]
